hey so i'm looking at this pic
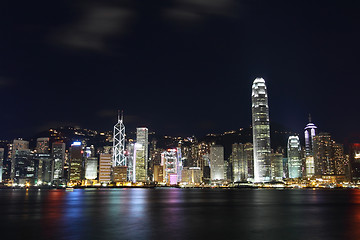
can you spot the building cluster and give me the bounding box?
[248,78,353,185]
[0,78,359,188]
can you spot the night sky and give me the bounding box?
[1,0,360,142]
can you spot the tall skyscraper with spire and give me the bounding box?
[304,114,317,157]
[304,115,317,177]
[113,111,126,166]
[251,78,271,182]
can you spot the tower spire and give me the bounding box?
[309,114,312,123]
[113,110,126,167]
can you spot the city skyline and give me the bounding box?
[1,1,360,141]
[0,76,355,186]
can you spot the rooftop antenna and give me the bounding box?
[308,114,312,123]
[117,110,124,122]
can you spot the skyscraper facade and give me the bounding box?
[313,133,335,175]
[270,153,284,180]
[350,143,360,182]
[333,143,346,175]
[99,153,112,183]
[163,148,180,184]
[196,142,210,176]
[36,137,53,184]
[305,156,315,177]
[52,142,66,182]
[11,139,35,185]
[11,139,29,181]
[304,117,317,157]
[231,143,253,182]
[231,143,242,182]
[36,138,50,153]
[113,112,126,167]
[0,148,4,182]
[181,167,202,184]
[287,136,302,179]
[210,145,225,181]
[251,78,271,182]
[244,143,254,181]
[69,142,83,185]
[304,117,317,177]
[85,157,98,180]
[126,140,135,182]
[134,127,148,182]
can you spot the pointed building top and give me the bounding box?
[305,114,317,130]
[118,110,124,122]
[253,77,265,84]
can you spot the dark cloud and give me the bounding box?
[52,2,135,52]
[0,77,15,87]
[97,109,118,118]
[165,0,239,21]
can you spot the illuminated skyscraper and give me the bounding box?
[210,145,225,181]
[163,148,181,184]
[181,167,202,184]
[36,137,53,184]
[113,166,127,183]
[134,127,148,182]
[36,138,50,153]
[99,153,112,183]
[251,78,271,182]
[350,144,360,182]
[304,115,317,157]
[149,144,162,182]
[69,141,83,185]
[113,111,126,167]
[287,136,302,178]
[177,147,183,182]
[231,143,253,182]
[270,153,284,180]
[11,139,29,181]
[231,143,242,182]
[0,148,4,182]
[313,133,334,175]
[333,143,346,175]
[83,145,97,181]
[85,157,98,180]
[304,116,317,177]
[11,139,35,185]
[305,156,315,177]
[52,142,65,182]
[126,140,135,182]
[310,133,347,179]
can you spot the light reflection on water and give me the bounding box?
[0,188,359,240]
[347,189,360,240]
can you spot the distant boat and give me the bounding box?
[65,187,74,192]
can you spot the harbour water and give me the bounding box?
[0,188,359,240]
